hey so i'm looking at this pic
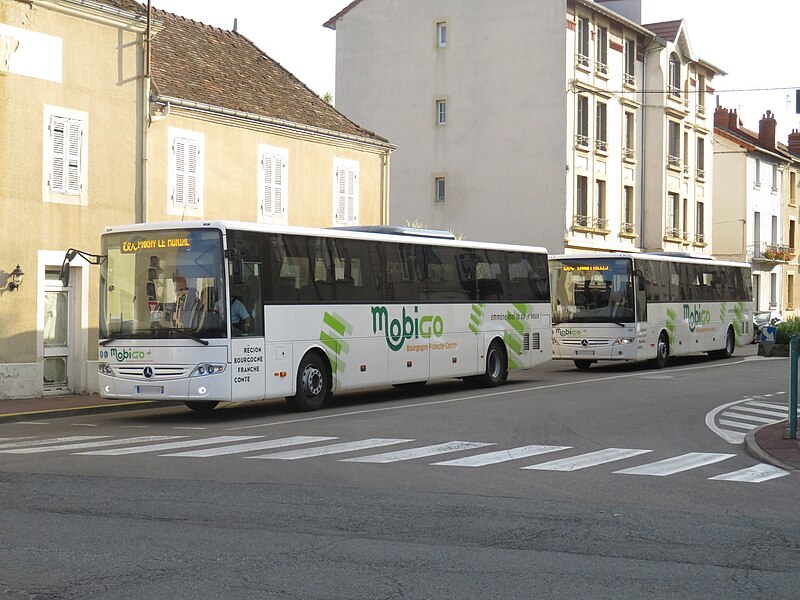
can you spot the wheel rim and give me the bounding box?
[302,365,324,396]
[658,337,668,360]
[488,348,502,379]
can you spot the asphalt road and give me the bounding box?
[0,352,797,599]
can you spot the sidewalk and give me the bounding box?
[0,394,161,423]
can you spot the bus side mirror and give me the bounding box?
[225,248,244,284]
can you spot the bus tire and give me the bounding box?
[287,351,331,412]
[185,401,219,412]
[479,340,508,387]
[650,332,669,369]
[574,359,593,370]
[711,326,735,359]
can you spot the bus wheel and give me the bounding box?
[479,340,508,387]
[650,332,669,369]
[711,327,735,359]
[185,401,219,412]
[287,352,331,412]
[574,359,593,370]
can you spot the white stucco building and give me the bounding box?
[327,0,722,255]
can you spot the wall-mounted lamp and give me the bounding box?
[7,265,24,292]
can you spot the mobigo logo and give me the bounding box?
[555,327,583,337]
[683,304,711,332]
[109,348,147,362]
[371,306,444,351]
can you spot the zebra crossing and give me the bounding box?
[708,394,794,443]
[0,432,790,483]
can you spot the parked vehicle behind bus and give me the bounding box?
[95,221,552,412]
[550,252,752,369]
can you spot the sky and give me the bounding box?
[150,0,800,141]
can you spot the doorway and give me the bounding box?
[42,267,73,393]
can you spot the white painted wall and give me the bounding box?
[333,0,567,251]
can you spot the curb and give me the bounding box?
[743,423,799,473]
[0,401,162,424]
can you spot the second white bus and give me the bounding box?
[550,252,752,369]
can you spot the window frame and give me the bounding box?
[258,144,289,224]
[168,127,204,217]
[333,158,360,226]
[436,21,447,47]
[43,105,89,206]
[436,99,447,125]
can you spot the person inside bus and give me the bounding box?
[215,291,253,335]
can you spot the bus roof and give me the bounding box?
[549,251,751,269]
[102,220,548,255]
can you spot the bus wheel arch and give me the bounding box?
[185,400,220,412]
[479,337,509,387]
[711,326,735,359]
[650,330,670,369]
[287,349,332,412]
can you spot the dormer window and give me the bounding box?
[668,54,681,97]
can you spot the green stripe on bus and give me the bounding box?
[319,331,341,355]
[323,312,346,336]
[506,313,525,335]
[504,331,522,354]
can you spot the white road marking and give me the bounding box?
[0,436,108,450]
[342,441,494,463]
[432,445,572,467]
[522,448,653,471]
[249,438,413,460]
[77,436,262,455]
[748,401,789,410]
[718,419,756,430]
[2,436,183,454]
[615,452,735,476]
[709,464,790,483]
[723,412,782,425]
[71,424,99,427]
[726,406,788,419]
[164,436,338,457]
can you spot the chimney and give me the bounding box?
[788,129,800,156]
[714,106,738,131]
[758,110,777,150]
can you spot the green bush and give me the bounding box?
[775,318,800,344]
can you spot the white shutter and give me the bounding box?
[66,119,82,194]
[50,116,66,193]
[186,140,199,206]
[259,147,288,218]
[334,160,359,225]
[173,138,186,206]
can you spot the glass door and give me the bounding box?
[43,269,72,392]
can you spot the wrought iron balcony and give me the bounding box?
[750,243,795,263]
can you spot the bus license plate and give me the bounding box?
[135,385,164,395]
[575,350,595,357]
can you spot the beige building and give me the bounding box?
[0,1,392,399]
[713,108,800,318]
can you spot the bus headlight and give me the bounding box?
[190,363,226,377]
[99,363,113,375]
[613,337,635,345]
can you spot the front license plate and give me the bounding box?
[574,350,595,357]
[135,385,164,395]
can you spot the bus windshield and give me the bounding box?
[551,257,635,324]
[100,228,226,340]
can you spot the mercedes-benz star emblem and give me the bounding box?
[581,339,589,347]
[143,367,154,379]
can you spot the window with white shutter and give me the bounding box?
[333,159,359,225]
[258,145,289,223]
[168,128,204,216]
[43,106,88,205]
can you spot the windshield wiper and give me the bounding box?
[166,328,209,346]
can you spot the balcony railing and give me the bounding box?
[696,104,706,117]
[623,147,635,161]
[576,54,590,69]
[595,61,608,76]
[750,242,795,262]
[573,214,590,228]
[667,155,681,168]
[595,139,608,153]
[665,227,682,240]
[593,217,609,230]
[694,232,705,244]
[696,167,706,180]
[620,222,636,235]
[623,73,636,87]
[575,134,590,148]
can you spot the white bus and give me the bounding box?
[94,221,552,411]
[550,252,752,370]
